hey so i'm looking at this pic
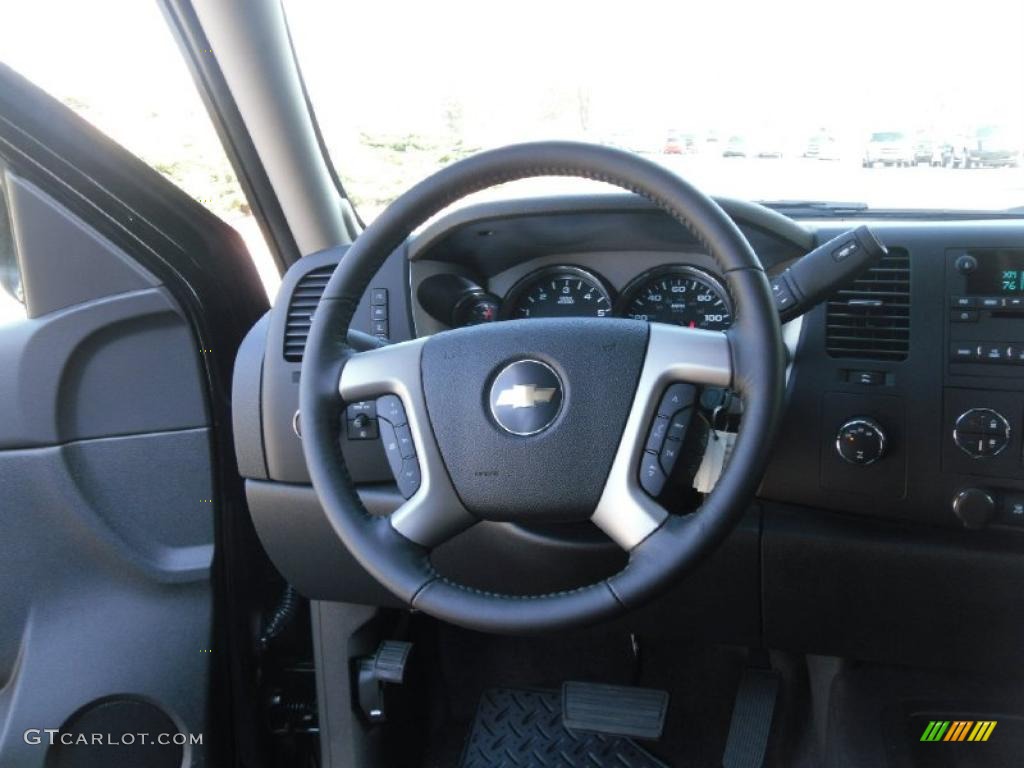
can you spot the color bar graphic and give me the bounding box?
[920,720,996,742]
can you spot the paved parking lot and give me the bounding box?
[652,154,1024,211]
[441,152,1024,220]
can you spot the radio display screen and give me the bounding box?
[965,250,1024,295]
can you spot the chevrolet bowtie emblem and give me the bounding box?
[494,384,557,409]
[489,360,563,435]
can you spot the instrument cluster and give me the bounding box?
[483,263,733,330]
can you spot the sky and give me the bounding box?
[285,0,1024,143]
[2,0,1022,162]
[1,2,200,116]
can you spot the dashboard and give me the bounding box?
[232,193,1024,670]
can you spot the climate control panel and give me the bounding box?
[953,408,1011,458]
[941,390,1023,531]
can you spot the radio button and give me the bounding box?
[950,343,976,362]
[396,458,421,499]
[645,416,669,453]
[951,309,978,323]
[980,297,1005,309]
[639,452,667,497]
[950,295,976,308]
[657,383,696,418]
[376,395,407,426]
[979,344,1005,363]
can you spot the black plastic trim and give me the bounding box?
[233,313,270,480]
[762,503,1024,671]
[410,193,814,261]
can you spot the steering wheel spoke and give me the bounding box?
[339,338,476,548]
[592,324,732,550]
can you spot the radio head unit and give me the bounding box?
[947,248,1024,373]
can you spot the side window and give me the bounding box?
[0,1,279,302]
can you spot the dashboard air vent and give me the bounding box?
[283,265,334,362]
[825,248,910,361]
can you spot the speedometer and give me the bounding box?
[618,267,732,330]
[503,266,613,319]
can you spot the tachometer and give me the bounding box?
[618,267,732,330]
[503,266,613,319]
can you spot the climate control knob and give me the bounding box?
[952,488,996,529]
[835,418,886,465]
[953,408,1010,458]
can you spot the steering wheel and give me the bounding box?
[300,142,784,634]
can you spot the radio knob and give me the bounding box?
[955,253,978,274]
[952,488,996,529]
[836,418,886,465]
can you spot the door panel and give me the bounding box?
[0,172,214,766]
[0,288,209,448]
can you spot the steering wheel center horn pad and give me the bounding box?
[422,318,647,524]
[299,141,784,633]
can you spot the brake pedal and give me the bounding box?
[561,681,669,740]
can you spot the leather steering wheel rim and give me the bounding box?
[299,141,785,634]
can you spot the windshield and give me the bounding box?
[284,0,1024,219]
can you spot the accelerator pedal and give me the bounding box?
[461,688,667,768]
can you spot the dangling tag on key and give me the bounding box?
[693,430,738,495]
